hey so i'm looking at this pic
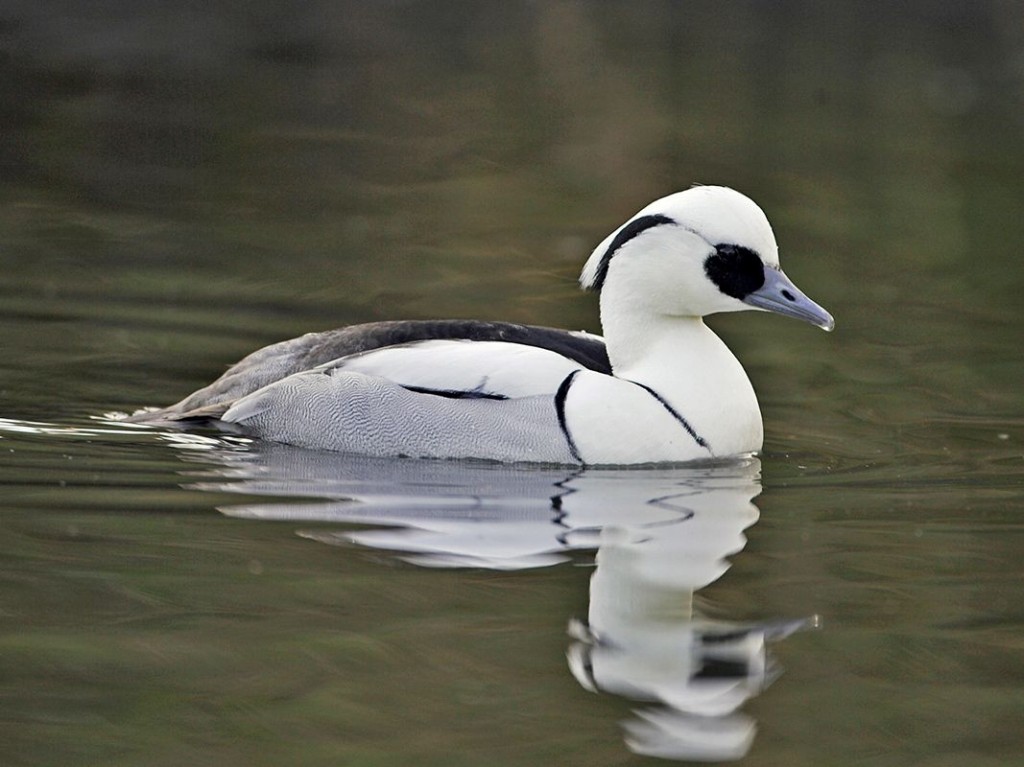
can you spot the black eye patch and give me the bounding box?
[704,244,765,300]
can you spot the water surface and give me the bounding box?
[2,2,1024,765]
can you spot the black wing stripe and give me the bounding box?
[400,384,508,401]
[554,370,583,463]
[630,381,711,451]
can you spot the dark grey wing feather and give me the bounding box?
[295,321,610,373]
[129,320,609,423]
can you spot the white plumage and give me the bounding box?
[133,186,833,465]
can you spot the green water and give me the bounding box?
[2,2,1023,765]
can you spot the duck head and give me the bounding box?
[580,186,834,331]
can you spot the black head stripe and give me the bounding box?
[586,214,676,292]
[704,244,765,300]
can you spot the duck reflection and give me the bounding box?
[173,438,809,762]
[566,508,806,761]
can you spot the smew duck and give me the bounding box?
[132,186,833,465]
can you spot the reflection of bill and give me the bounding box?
[175,442,809,762]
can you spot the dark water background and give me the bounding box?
[2,2,1023,765]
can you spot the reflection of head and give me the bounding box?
[566,506,767,720]
[562,463,806,762]
[569,615,806,761]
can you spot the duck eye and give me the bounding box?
[704,244,765,300]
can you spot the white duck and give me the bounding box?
[132,186,833,465]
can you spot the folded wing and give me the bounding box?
[222,341,588,461]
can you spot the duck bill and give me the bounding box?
[743,267,835,331]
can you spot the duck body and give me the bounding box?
[133,186,833,465]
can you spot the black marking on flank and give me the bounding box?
[585,214,676,292]
[554,370,583,463]
[704,244,766,300]
[630,381,711,451]
[401,384,508,400]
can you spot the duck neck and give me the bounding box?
[599,294,763,456]
[600,302,709,375]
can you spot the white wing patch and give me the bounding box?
[318,339,585,399]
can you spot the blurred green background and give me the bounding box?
[2,2,1024,766]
